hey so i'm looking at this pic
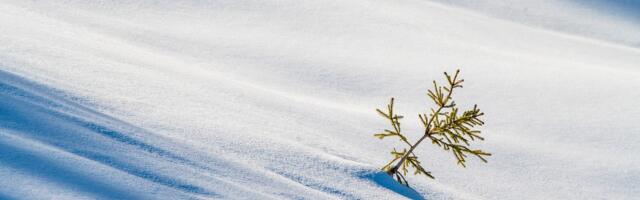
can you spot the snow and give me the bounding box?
[1,0,639,199]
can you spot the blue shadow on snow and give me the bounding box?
[0,69,216,198]
[359,171,425,200]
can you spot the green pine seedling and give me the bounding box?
[375,69,490,186]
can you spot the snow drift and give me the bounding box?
[1,0,639,199]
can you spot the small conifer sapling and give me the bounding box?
[374,69,490,186]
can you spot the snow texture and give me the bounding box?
[1,0,639,199]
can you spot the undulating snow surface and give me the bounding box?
[1,0,639,199]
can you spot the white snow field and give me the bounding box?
[1,0,639,199]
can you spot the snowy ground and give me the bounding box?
[1,0,639,199]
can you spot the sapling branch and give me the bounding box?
[374,69,490,186]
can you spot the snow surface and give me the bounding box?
[1,0,639,199]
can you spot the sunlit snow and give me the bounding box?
[1,0,639,199]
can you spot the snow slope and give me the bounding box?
[429,0,640,47]
[1,0,639,199]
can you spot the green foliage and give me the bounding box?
[375,69,490,186]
